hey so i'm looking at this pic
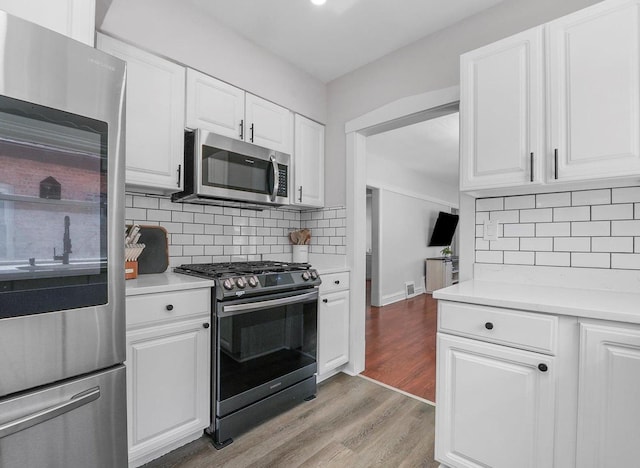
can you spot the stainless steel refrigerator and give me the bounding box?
[0,12,128,468]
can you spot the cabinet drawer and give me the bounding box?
[438,301,557,355]
[319,271,349,294]
[126,288,210,328]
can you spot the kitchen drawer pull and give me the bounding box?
[334,280,340,285]
[538,363,548,372]
[0,387,100,439]
[203,323,210,329]
[166,304,174,311]
[322,299,328,303]
[484,322,494,330]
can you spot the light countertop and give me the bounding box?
[433,280,640,325]
[125,272,215,296]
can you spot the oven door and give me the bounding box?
[215,289,317,417]
[195,130,290,205]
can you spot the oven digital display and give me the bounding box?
[262,273,294,287]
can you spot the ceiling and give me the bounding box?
[366,112,459,187]
[188,0,506,83]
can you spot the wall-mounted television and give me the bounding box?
[428,211,459,247]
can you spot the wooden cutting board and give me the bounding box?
[135,225,169,274]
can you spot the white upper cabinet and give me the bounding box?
[0,0,95,46]
[185,69,293,155]
[548,0,640,182]
[185,68,245,140]
[97,34,185,194]
[293,114,325,207]
[460,27,545,191]
[576,320,640,468]
[461,0,640,192]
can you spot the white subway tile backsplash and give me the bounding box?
[504,195,535,210]
[520,208,552,223]
[536,222,571,237]
[536,192,571,208]
[592,237,633,252]
[521,237,553,251]
[475,187,640,270]
[571,189,611,206]
[536,252,570,267]
[173,211,194,223]
[553,206,590,222]
[571,221,610,237]
[612,187,640,203]
[591,204,633,220]
[504,251,535,265]
[554,237,590,252]
[476,198,504,211]
[611,220,640,236]
[571,253,610,268]
[133,195,159,209]
[183,224,204,235]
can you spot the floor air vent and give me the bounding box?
[405,281,416,298]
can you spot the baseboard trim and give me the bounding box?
[381,288,425,306]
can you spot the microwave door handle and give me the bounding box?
[270,155,279,202]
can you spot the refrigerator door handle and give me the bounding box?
[0,386,100,439]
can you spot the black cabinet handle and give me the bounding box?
[298,186,303,203]
[530,152,534,182]
[203,323,210,329]
[176,164,181,187]
[322,299,328,303]
[538,363,548,372]
[554,149,558,180]
[239,119,244,139]
[166,304,174,311]
[484,322,493,330]
[250,123,254,142]
[334,280,340,285]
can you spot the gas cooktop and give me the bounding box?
[174,261,321,300]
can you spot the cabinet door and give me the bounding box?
[436,334,555,468]
[318,290,349,375]
[293,114,325,207]
[97,34,185,193]
[245,93,293,154]
[576,321,640,468]
[0,0,95,46]
[126,317,210,464]
[460,26,544,191]
[185,68,245,140]
[548,0,640,182]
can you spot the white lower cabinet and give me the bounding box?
[436,334,555,468]
[317,271,350,378]
[576,320,640,468]
[125,288,211,467]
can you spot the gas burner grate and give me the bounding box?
[175,260,311,278]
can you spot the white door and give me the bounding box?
[460,26,544,191]
[245,93,293,154]
[318,290,349,375]
[293,115,325,207]
[185,68,245,140]
[97,34,185,193]
[576,320,640,468]
[126,317,210,464]
[435,333,555,468]
[548,0,640,182]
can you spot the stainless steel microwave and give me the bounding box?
[172,130,290,207]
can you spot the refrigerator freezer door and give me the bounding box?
[0,365,127,468]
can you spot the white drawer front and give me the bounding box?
[319,271,349,294]
[126,288,210,328]
[438,301,557,355]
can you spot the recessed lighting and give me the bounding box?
[311,0,326,5]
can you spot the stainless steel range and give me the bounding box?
[174,261,321,448]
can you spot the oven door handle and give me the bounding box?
[220,291,318,317]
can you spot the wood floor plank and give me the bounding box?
[143,374,437,468]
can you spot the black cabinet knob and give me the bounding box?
[538,363,548,372]
[334,280,340,284]
[322,299,328,303]
[166,304,174,311]
[484,322,493,330]
[203,323,210,329]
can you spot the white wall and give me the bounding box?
[367,153,458,207]
[99,0,327,123]
[375,189,451,305]
[326,0,601,207]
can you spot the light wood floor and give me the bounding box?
[363,284,438,402]
[144,373,438,468]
